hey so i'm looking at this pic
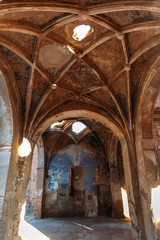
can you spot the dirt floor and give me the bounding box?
[19,206,160,240]
[20,214,133,240]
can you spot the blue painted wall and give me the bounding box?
[44,142,109,217]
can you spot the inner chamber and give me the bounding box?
[26,118,125,218]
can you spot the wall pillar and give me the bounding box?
[34,141,44,219]
[136,137,159,240]
[2,138,33,240]
[110,165,124,218]
[109,137,124,218]
[121,137,147,240]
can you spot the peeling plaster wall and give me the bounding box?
[44,141,111,217]
[0,73,13,218]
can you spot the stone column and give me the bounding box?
[136,137,159,240]
[2,146,33,240]
[120,137,147,240]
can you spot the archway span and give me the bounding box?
[0,70,13,220]
[0,50,24,240]
[31,108,124,141]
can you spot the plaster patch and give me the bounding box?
[39,44,71,69]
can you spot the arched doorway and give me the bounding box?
[42,119,112,218]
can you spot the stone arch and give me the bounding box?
[0,71,13,219]
[32,109,124,141]
[31,108,149,239]
[31,109,125,219]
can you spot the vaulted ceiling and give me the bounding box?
[1,1,160,140]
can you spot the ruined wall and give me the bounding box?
[43,134,111,217]
[0,72,13,218]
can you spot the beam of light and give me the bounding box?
[72,25,91,41]
[121,188,130,218]
[67,45,75,54]
[72,222,94,231]
[151,185,160,221]
[50,121,64,128]
[19,202,50,240]
[18,138,31,157]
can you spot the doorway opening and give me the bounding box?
[69,166,85,216]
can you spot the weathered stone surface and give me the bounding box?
[1,1,160,240]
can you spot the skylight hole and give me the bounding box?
[72,25,92,41]
[72,121,86,134]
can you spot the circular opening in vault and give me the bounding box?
[72,25,92,41]
[72,121,86,134]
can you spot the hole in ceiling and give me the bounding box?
[72,24,92,41]
[72,121,86,134]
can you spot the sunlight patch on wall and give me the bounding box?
[151,185,160,221]
[18,138,31,157]
[121,188,130,218]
